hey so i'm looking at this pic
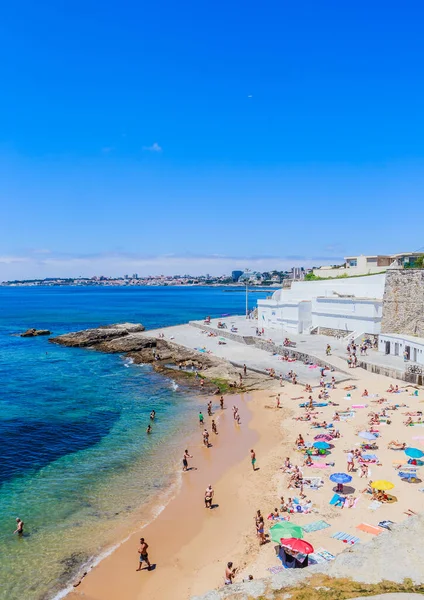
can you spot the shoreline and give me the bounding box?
[64,388,283,600]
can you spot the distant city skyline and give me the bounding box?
[2,1,424,280]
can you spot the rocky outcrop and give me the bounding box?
[49,323,145,348]
[20,328,51,337]
[381,269,424,336]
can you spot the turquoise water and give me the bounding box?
[0,286,263,600]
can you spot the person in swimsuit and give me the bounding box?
[183,449,192,471]
[203,429,209,447]
[14,518,24,535]
[136,538,151,571]
[199,411,204,424]
[256,516,266,544]
[225,562,236,584]
[250,449,257,471]
[220,396,224,409]
[205,485,214,509]
[146,424,152,434]
[150,410,156,420]
[211,420,217,434]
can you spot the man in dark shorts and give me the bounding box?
[183,449,192,471]
[205,485,214,509]
[136,537,151,571]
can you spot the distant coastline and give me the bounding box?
[0,280,279,289]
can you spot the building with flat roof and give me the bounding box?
[313,252,423,279]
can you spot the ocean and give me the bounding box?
[0,286,264,600]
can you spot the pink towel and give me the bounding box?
[413,436,424,440]
[352,404,367,408]
[311,463,329,468]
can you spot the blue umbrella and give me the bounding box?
[313,441,330,449]
[405,447,424,459]
[330,473,352,484]
[358,431,377,441]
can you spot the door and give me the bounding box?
[394,343,399,356]
[385,341,391,355]
[413,347,418,362]
[405,345,411,360]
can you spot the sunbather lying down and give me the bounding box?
[387,440,406,450]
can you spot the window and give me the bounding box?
[348,259,357,267]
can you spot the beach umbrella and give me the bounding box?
[280,538,314,554]
[314,434,332,442]
[371,480,394,491]
[270,522,303,543]
[405,447,424,459]
[329,472,352,484]
[358,431,377,441]
[313,441,330,449]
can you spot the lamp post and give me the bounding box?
[245,281,249,318]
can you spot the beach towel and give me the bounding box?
[332,532,360,544]
[267,565,286,574]
[329,493,342,505]
[314,548,335,561]
[368,500,382,511]
[310,463,329,468]
[412,436,424,440]
[352,404,368,409]
[361,454,378,462]
[302,520,331,533]
[356,523,384,535]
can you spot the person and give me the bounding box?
[362,389,369,397]
[296,434,305,448]
[326,344,331,356]
[256,516,266,544]
[360,463,368,478]
[220,395,224,409]
[13,518,24,535]
[212,419,218,434]
[331,376,336,389]
[136,538,151,571]
[279,374,283,387]
[243,363,247,375]
[203,429,209,447]
[225,562,236,585]
[387,440,406,450]
[276,394,281,408]
[304,454,313,466]
[250,449,257,470]
[146,424,152,434]
[207,402,212,417]
[183,449,193,471]
[199,411,204,424]
[346,450,354,472]
[205,485,214,509]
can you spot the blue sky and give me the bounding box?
[1,0,424,279]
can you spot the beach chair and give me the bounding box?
[398,468,419,482]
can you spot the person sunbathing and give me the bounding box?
[304,454,313,466]
[360,480,373,494]
[387,384,395,393]
[346,495,357,508]
[403,410,422,416]
[333,412,340,421]
[387,440,406,450]
[281,457,292,472]
[404,416,413,426]
[362,389,369,397]
[293,414,311,421]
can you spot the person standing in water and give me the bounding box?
[13,518,24,535]
[183,449,193,471]
[136,538,151,571]
[212,420,218,434]
[146,424,152,434]
[204,485,214,509]
[203,429,210,447]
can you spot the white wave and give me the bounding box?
[170,380,179,391]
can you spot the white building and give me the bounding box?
[257,274,385,336]
[313,252,422,279]
[378,333,424,365]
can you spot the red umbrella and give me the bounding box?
[280,537,314,554]
[314,434,332,442]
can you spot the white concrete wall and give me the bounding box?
[313,265,387,278]
[312,298,383,334]
[257,274,385,335]
[379,335,424,365]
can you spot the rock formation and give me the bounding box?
[20,328,51,337]
[49,323,145,348]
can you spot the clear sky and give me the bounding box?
[1,0,424,279]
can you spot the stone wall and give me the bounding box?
[381,269,424,336]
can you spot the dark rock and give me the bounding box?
[49,323,144,348]
[20,328,51,337]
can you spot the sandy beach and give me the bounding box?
[66,344,424,600]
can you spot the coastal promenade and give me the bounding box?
[139,319,348,386]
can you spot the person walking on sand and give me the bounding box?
[212,419,218,434]
[250,449,257,471]
[203,428,209,447]
[199,411,204,425]
[276,394,281,408]
[205,485,214,509]
[220,395,224,409]
[13,518,24,535]
[346,449,354,472]
[183,449,193,471]
[243,364,247,375]
[136,538,151,571]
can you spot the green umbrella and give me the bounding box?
[269,521,303,543]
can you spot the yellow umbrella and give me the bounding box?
[371,480,394,491]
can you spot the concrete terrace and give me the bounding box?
[140,318,349,386]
